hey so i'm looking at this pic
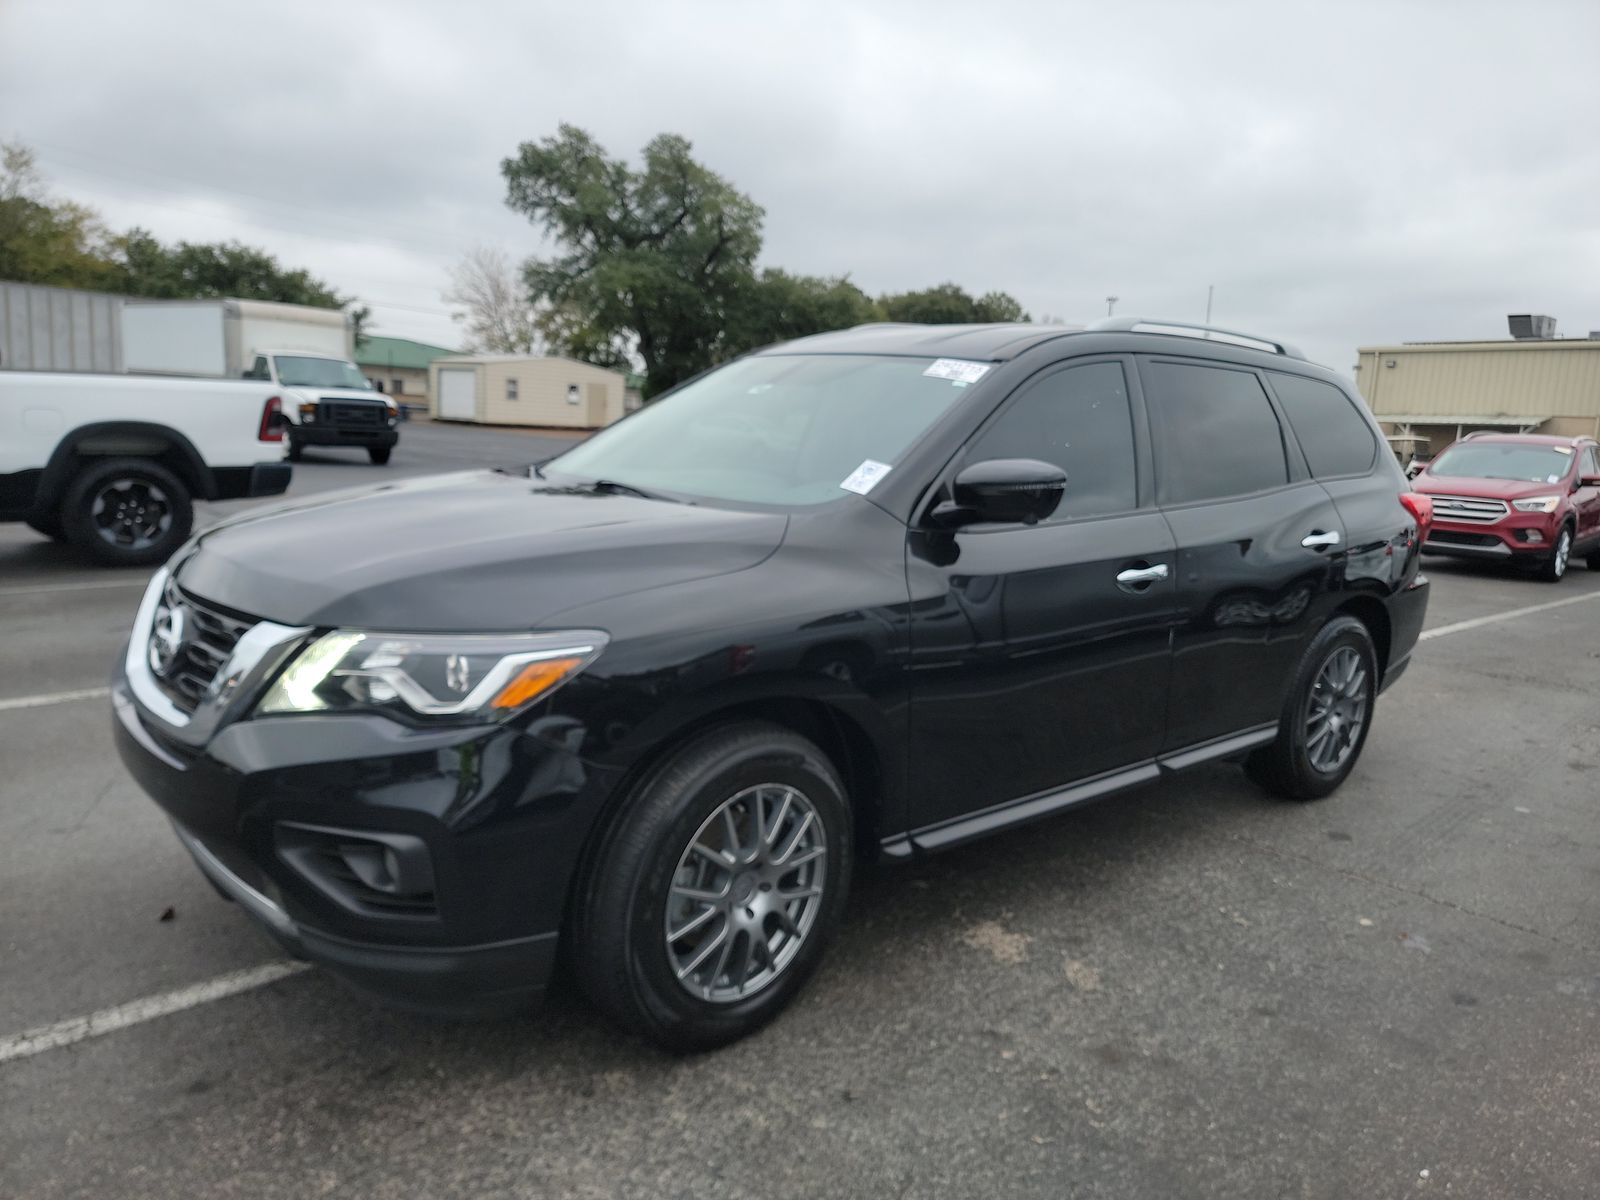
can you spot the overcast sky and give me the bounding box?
[4,0,1598,373]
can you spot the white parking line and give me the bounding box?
[1419,588,1600,641]
[0,961,312,1065]
[0,686,112,713]
[0,578,147,598]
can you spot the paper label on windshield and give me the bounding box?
[924,358,991,384]
[840,460,892,495]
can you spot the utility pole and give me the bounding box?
[1204,284,1214,325]
[1105,296,1118,317]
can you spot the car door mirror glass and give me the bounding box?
[935,458,1067,526]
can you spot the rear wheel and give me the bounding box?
[1537,526,1572,582]
[368,446,392,465]
[1246,615,1377,801]
[571,722,852,1051]
[61,458,193,567]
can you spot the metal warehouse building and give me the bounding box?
[1355,315,1600,458]
[428,354,628,429]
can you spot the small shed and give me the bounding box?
[428,354,628,429]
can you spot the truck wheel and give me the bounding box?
[368,446,391,465]
[1536,526,1571,582]
[287,440,304,462]
[62,458,193,567]
[1246,615,1377,801]
[571,722,853,1051]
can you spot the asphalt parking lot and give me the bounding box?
[3,422,1599,1199]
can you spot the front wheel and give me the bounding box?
[1247,615,1377,801]
[368,446,392,465]
[286,440,304,463]
[1537,526,1572,582]
[61,458,193,567]
[571,723,853,1051]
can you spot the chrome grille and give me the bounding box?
[151,581,255,714]
[1426,494,1509,524]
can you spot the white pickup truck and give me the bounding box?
[0,372,292,566]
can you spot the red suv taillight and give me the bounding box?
[1400,491,1433,543]
[259,395,284,442]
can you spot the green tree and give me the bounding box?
[879,282,1030,325]
[0,141,119,288]
[724,269,882,355]
[110,229,369,343]
[502,125,764,397]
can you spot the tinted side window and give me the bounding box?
[1269,371,1377,478]
[1143,361,1288,505]
[966,361,1137,520]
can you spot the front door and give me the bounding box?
[906,358,1179,834]
[1137,356,1347,749]
[1574,446,1600,550]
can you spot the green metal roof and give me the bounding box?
[355,335,462,371]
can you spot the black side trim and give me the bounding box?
[902,724,1280,855]
[0,468,43,520]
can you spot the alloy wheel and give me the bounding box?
[665,783,827,1004]
[90,478,172,551]
[1305,645,1368,774]
[1553,530,1570,578]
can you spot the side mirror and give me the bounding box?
[932,458,1067,527]
[1581,474,1600,489]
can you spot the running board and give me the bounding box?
[894,724,1279,856]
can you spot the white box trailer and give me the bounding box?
[120,298,352,378]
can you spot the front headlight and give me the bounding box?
[1511,495,1561,513]
[256,630,607,723]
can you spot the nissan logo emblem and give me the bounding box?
[148,602,188,678]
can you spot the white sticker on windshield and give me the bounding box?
[1553,445,1573,454]
[924,358,991,384]
[1548,474,1561,483]
[840,460,892,495]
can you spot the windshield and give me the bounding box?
[273,355,372,390]
[1429,442,1573,483]
[548,354,978,506]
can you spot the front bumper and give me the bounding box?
[172,820,557,1016]
[1422,513,1559,559]
[289,423,399,448]
[112,636,617,1017]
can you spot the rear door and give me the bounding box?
[1138,357,1347,751]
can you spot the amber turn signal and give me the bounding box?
[490,656,587,710]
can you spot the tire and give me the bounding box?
[571,722,853,1051]
[61,458,193,567]
[1246,615,1378,801]
[286,440,304,463]
[25,514,67,543]
[1537,526,1572,582]
[368,446,392,465]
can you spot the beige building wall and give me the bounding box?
[428,356,626,428]
[1355,340,1600,457]
[368,364,430,401]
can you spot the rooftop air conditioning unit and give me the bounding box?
[1508,314,1556,339]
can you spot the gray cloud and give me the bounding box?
[3,0,1598,370]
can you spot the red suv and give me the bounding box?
[1414,433,1600,581]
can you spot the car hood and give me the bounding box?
[281,385,388,402]
[175,470,789,630]
[1414,474,1567,499]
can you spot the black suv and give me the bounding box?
[113,318,1430,1049]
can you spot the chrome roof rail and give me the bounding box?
[1086,317,1307,361]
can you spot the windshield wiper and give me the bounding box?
[587,478,675,502]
